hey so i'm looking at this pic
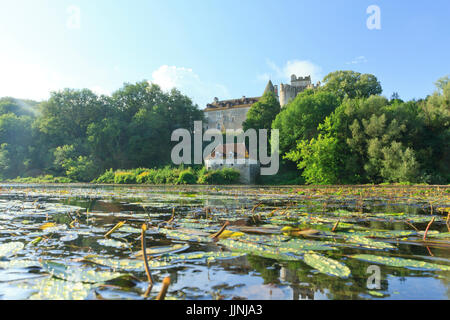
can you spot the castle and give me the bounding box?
[203,74,320,131]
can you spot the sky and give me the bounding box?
[0,0,449,108]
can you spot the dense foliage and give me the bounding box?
[243,91,280,132]
[0,71,448,185]
[0,82,203,181]
[282,74,449,185]
[94,166,240,185]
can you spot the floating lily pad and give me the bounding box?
[0,242,24,257]
[0,260,40,269]
[19,277,92,300]
[351,254,450,271]
[304,252,351,278]
[134,243,190,258]
[97,239,129,249]
[41,261,127,283]
[344,235,396,250]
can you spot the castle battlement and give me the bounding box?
[279,74,320,107]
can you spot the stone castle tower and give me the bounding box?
[278,75,320,107]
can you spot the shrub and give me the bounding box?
[220,167,240,183]
[177,169,197,185]
[114,171,137,184]
[95,168,115,183]
[7,175,72,183]
[136,170,157,184]
[198,168,240,185]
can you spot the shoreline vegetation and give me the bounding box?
[2,171,447,188]
[0,71,448,186]
[2,166,242,185]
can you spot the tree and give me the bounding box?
[0,113,34,178]
[285,134,341,185]
[321,71,382,100]
[243,91,280,132]
[272,89,340,155]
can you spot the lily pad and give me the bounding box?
[344,235,396,250]
[97,239,129,249]
[19,277,92,300]
[304,252,351,278]
[351,254,450,271]
[0,242,24,257]
[41,261,127,283]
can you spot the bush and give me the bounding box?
[93,166,240,185]
[198,167,240,185]
[7,175,72,183]
[95,169,115,183]
[177,169,197,185]
[64,156,98,182]
[136,170,156,184]
[114,171,137,184]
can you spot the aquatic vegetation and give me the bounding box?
[0,184,448,300]
[41,261,128,283]
[351,254,450,271]
[0,242,24,257]
[303,252,351,278]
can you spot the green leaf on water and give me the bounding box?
[303,252,351,278]
[41,261,127,283]
[19,277,92,300]
[97,238,129,249]
[427,232,450,239]
[368,290,384,297]
[134,243,190,258]
[0,259,40,269]
[86,257,172,271]
[344,235,396,250]
[0,241,24,257]
[167,251,246,262]
[269,238,337,251]
[159,228,212,243]
[219,239,302,261]
[351,254,450,271]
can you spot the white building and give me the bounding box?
[204,143,260,184]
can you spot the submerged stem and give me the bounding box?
[141,224,154,288]
[156,277,171,300]
[423,216,436,241]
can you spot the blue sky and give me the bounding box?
[0,0,449,107]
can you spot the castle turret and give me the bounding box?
[279,74,314,107]
[263,80,275,95]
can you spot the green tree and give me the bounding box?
[243,91,280,131]
[272,89,340,155]
[321,70,382,100]
[285,134,342,184]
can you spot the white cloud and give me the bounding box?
[151,65,229,107]
[260,59,323,83]
[346,56,368,65]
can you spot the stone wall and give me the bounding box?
[204,106,251,131]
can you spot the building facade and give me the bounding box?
[203,75,320,133]
[203,96,259,131]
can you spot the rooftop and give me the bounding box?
[204,96,260,111]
